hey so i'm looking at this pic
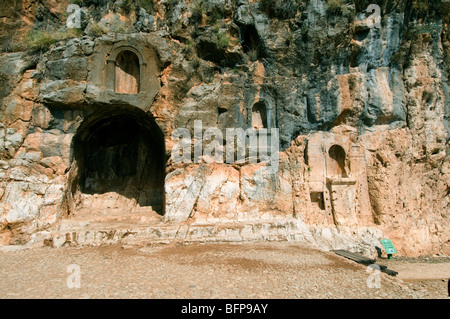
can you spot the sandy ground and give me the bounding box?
[0,241,449,299]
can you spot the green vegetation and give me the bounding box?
[25,28,82,52]
[120,0,135,15]
[109,19,134,34]
[26,30,58,51]
[86,21,108,37]
[217,32,231,50]
[137,0,155,12]
[189,0,223,25]
[190,1,204,25]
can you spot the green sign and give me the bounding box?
[380,239,397,254]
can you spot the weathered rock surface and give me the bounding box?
[0,0,448,256]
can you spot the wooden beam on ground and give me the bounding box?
[331,249,376,265]
[332,250,398,276]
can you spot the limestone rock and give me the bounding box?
[0,0,448,256]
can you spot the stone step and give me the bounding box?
[46,219,314,248]
[65,212,162,224]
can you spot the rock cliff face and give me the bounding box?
[0,0,448,256]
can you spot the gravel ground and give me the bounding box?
[0,241,448,299]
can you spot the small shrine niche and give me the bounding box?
[328,144,348,178]
[115,50,140,94]
[105,45,148,96]
[251,102,268,129]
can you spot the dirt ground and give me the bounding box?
[378,256,450,297]
[0,241,449,299]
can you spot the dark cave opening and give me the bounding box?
[71,107,165,215]
[241,25,266,61]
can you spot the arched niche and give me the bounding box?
[251,101,268,130]
[328,144,348,178]
[106,45,146,94]
[115,50,140,94]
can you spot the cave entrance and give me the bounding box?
[70,107,165,217]
[241,25,265,61]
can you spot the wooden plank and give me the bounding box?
[332,250,398,276]
[381,268,398,276]
[332,249,376,265]
[332,249,376,263]
[373,264,387,270]
[369,264,398,276]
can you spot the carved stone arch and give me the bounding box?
[108,45,146,66]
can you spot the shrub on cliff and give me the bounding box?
[217,31,231,50]
[25,28,82,52]
[189,0,227,25]
[85,21,109,37]
[25,30,57,52]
